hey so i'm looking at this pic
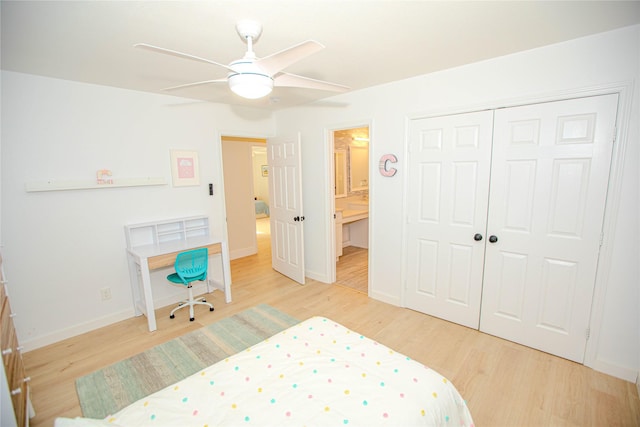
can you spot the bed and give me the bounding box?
[56,317,473,426]
[255,199,270,216]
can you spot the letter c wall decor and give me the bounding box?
[379,154,398,177]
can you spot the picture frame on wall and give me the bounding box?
[170,150,200,187]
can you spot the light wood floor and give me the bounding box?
[336,245,368,294]
[22,221,640,426]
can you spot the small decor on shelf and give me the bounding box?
[96,169,114,184]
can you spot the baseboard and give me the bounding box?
[305,269,330,284]
[586,358,638,382]
[636,373,640,397]
[21,282,215,352]
[21,308,134,352]
[229,246,257,260]
[369,289,401,306]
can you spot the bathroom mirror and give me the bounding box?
[349,144,369,192]
[334,150,347,198]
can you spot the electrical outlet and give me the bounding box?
[100,287,112,301]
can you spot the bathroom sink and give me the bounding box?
[347,202,368,211]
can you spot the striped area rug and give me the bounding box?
[75,304,299,419]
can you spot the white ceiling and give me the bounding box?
[2,1,639,110]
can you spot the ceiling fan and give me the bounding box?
[135,20,350,100]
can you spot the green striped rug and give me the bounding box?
[75,304,299,418]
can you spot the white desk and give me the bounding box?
[124,216,231,332]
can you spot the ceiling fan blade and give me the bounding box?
[256,40,325,75]
[163,79,227,91]
[274,72,350,93]
[134,43,237,73]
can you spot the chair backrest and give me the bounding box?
[174,248,208,284]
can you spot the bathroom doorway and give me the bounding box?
[332,126,369,294]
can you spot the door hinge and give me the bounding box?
[586,328,591,341]
[599,232,604,247]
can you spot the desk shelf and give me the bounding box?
[125,216,210,248]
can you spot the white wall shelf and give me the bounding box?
[24,177,167,192]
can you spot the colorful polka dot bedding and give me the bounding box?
[56,317,474,426]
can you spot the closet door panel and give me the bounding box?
[480,94,618,363]
[405,110,493,328]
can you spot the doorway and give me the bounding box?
[221,136,270,260]
[332,126,370,293]
[251,145,272,259]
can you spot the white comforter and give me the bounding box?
[57,316,474,426]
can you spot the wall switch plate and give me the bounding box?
[100,287,112,301]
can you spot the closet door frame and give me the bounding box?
[401,82,634,375]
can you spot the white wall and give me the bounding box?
[0,71,274,349]
[222,140,259,259]
[274,25,640,381]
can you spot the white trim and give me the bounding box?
[228,246,257,260]
[587,359,638,383]
[406,81,634,121]
[21,308,134,351]
[20,282,213,351]
[323,120,373,289]
[583,81,635,375]
[369,289,401,306]
[304,268,330,284]
[323,127,337,285]
[400,116,412,309]
[402,82,634,379]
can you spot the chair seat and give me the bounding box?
[167,272,206,285]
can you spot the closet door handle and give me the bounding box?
[293,216,300,222]
[473,233,483,241]
[489,235,498,243]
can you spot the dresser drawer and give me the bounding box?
[1,296,15,356]
[1,252,31,427]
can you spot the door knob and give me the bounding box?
[474,233,483,241]
[489,235,498,243]
[293,216,300,222]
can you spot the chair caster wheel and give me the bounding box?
[210,307,215,311]
[170,314,175,319]
[202,299,206,302]
[190,317,195,321]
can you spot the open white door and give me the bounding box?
[267,134,305,284]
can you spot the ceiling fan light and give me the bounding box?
[228,73,273,99]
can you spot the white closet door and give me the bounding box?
[480,94,618,362]
[405,111,494,328]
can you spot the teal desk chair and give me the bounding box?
[166,248,214,321]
